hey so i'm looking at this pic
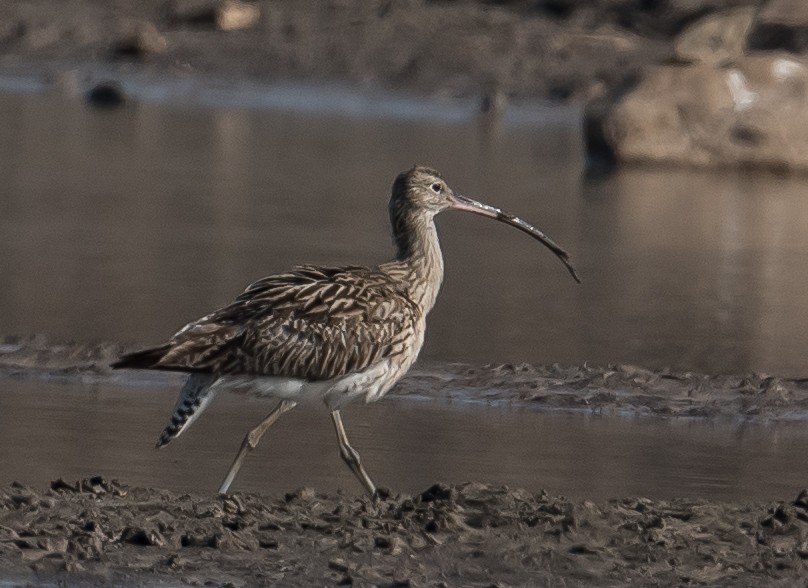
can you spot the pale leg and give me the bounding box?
[218,400,296,494]
[330,410,377,497]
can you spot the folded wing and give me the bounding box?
[112,265,420,381]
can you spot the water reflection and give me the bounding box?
[580,169,808,375]
[0,89,807,375]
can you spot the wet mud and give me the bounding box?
[1,477,807,587]
[3,336,808,421]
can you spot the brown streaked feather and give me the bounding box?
[113,264,421,381]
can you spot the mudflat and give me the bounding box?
[2,477,807,587]
[1,340,808,585]
[4,337,808,421]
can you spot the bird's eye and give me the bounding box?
[430,183,442,193]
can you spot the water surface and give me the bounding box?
[1,88,808,375]
[1,379,806,501]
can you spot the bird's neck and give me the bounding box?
[392,212,444,313]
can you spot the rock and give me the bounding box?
[674,7,757,66]
[328,558,350,572]
[604,54,808,171]
[112,22,167,58]
[419,483,452,503]
[120,526,165,547]
[86,82,126,108]
[216,1,260,32]
[168,0,260,31]
[748,0,808,53]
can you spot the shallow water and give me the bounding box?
[1,86,808,376]
[2,82,808,502]
[1,379,806,501]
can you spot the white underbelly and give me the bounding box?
[210,320,426,410]
[209,358,401,410]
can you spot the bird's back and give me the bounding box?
[113,264,423,382]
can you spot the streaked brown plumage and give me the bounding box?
[112,166,579,497]
[119,265,421,381]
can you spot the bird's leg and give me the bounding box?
[330,410,378,498]
[218,399,296,494]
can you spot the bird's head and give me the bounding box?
[390,165,581,283]
[391,166,456,216]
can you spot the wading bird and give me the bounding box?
[112,167,580,497]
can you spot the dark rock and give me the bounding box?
[86,82,126,108]
[748,0,808,53]
[328,558,350,572]
[13,538,38,550]
[50,479,78,493]
[419,483,452,503]
[569,543,599,554]
[257,535,278,549]
[120,526,164,547]
[373,535,391,549]
[793,489,808,510]
[180,532,220,548]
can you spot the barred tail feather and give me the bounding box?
[111,345,172,370]
[156,373,217,448]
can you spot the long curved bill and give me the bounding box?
[450,193,581,284]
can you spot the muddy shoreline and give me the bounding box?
[1,477,807,587]
[3,336,808,422]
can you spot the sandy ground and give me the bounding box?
[2,338,808,585]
